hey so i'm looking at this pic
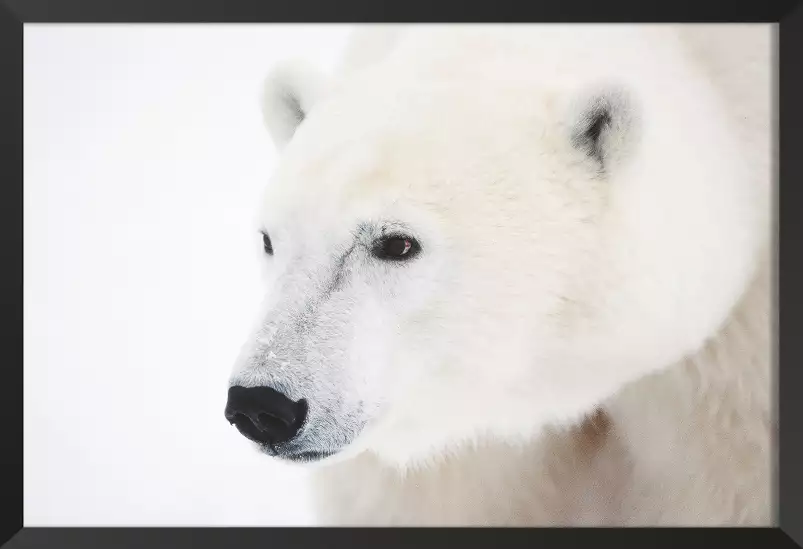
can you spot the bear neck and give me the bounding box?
[603,247,773,524]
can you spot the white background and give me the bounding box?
[24,24,355,526]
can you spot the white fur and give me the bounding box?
[238,24,772,525]
[260,59,330,149]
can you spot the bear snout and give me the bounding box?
[224,385,308,449]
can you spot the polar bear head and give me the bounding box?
[225,26,767,469]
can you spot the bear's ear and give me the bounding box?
[260,60,328,150]
[568,87,638,175]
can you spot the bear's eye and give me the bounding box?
[373,235,421,262]
[261,231,274,255]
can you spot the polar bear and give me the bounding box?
[224,24,773,526]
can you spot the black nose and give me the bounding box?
[224,386,307,446]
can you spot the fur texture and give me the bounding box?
[229,24,773,525]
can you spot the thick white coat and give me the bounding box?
[252,24,773,525]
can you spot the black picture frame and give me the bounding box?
[1,1,801,547]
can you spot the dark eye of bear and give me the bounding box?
[261,232,273,255]
[373,235,421,261]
